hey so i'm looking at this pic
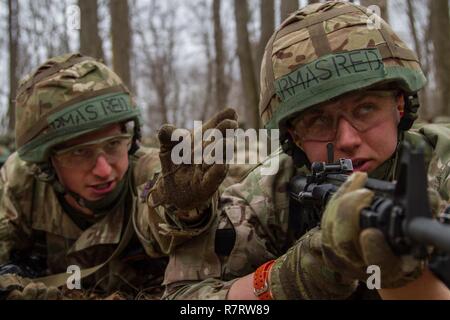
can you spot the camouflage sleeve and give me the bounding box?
[132,147,219,256]
[419,124,450,209]
[163,279,238,300]
[0,153,34,264]
[162,150,298,299]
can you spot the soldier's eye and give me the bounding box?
[353,104,377,118]
[71,147,92,158]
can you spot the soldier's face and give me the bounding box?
[51,124,130,201]
[288,91,403,173]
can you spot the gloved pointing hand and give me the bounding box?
[148,108,238,223]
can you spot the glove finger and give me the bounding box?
[21,283,40,300]
[333,172,368,199]
[331,189,374,257]
[200,163,228,196]
[322,186,373,248]
[159,129,191,176]
[202,120,238,165]
[202,136,235,171]
[308,227,322,253]
[0,273,27,290]
[202,108,238,132]
[214,119,238,136]
[6,289,24,300]
[359,228,407,288]
[360,228,398,267]
[158,124,184,153]
[321,189,373,280]
[46,286,62,300]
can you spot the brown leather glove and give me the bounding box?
[148,108,238,222]
[321,172,424,289]
[0,274,62,300]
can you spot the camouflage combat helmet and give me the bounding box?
[15,53,142,164]
[259,1,427,151]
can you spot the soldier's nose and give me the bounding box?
[91,154,113,178]
[334,118,362,154]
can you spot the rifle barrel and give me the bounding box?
[407,217,450,254]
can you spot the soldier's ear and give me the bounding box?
[287,127,302,149]
[396,93,405,120]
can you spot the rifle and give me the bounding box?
[289,142,450,259]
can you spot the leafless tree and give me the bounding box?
[213,0,229,112]
[110,0,132,90]
[7,0,19,130]
[79,0,104,60]
[430,0,450,116]
[405,0,431,120]
[257,0,274,84]
[234,0,260,129]
[280,0,298,21]
[134,1,183,130]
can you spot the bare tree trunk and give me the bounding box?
[213,0,228,111]
[78,0,104,60]
[280,0,298,21]
[59,1,70,53]
[307,0,320,4]
[360,0,389,22]
[234,0,260,129]
[135,1,180,126]
[189,0,214,121]
[8,0,19,131]
[110,0,132,90]
[257,0,274,83]
[406,0,429,121]
[201,27,214,121]
[430,0,450,116]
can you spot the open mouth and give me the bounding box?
[351,159,370,172]
[89,181,115,195]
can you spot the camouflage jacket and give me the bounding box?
[163,124,450,299]
[0,147,212,299]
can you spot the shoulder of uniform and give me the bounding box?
[1,152,35,191]
[132,147,161,186]
[222,148,295,203]
[408,124,450,163]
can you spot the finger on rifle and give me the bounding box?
[202,108,238,132]
[334,172,368,198]
[330,189,374,261]
[360,228,400,276]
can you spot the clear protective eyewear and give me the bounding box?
[291,91,398,142]
[53,133,132,170]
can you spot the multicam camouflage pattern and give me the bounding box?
[0,146,215,299]
[259,1,426,139]
[163,124,450,299]
[15,53,141,163]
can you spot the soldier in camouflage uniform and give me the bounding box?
[0,53,237,299]
[163,2,450,300]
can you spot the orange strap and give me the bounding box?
[253,260,275,300]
